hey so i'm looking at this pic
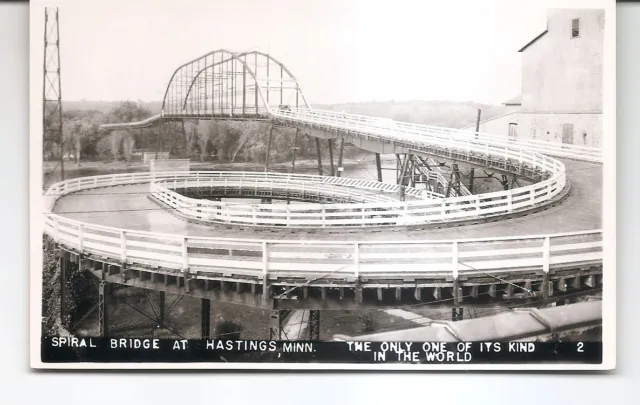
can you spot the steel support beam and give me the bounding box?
[98,281,108,337]
[468,167,475,194]
[327,139,335,176]
[315,138,323,176]
[336,136,345,177]
[308,310,320,340]
[375,153,383,182]
[201,298,211,339]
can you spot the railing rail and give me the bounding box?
[43,210,602,279]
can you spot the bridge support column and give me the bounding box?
[269,310,290,340]
[375,153,383,182]
[468,168,475,194]
[201,298,211,339]
[452,308,464,322]
[264,125,274,172]
[158,291,165,329]
[290,128,299,174]
[315,138,323,176]
[98,280,109,337]
[327,139,335,176]
[308,310,320,340]
[336,135,344,177]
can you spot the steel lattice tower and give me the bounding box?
[43,7,64,180]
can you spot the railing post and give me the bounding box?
[182,237,189,271]
[321,207,326,227]
[542,237,550,273]
[507,191,513,213]
[451,241,459,280]
[120,231,127,262]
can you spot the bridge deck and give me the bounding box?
[52,158,601,242]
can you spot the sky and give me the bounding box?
[30,0,606,105]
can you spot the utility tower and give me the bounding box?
[43,7,64,180]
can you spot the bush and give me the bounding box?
[361,314,375,333]
[216,320,243,339]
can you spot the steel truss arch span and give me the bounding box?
[161,49,309,119]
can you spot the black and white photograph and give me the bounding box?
[29,0,616,370]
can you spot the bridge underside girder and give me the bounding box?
[70,251,602,311]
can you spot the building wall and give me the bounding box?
[516,112,602,147]
[521,9,604,113]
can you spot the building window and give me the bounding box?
[508,123,518,139]
[572,18,579,38]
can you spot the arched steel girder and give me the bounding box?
[161,49,310,119]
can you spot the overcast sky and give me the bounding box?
[31,0,607,105]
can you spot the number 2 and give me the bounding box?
[577,342,584,352]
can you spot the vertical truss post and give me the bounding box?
[201,298,211,339]
[327,139,335,176]
[336,135,345,177]
[242,63,246,115]
[264,125,274,172]
[308,310,320,340]
[290,128,299,174]
[43,7,64,180]
[315,138,323,176]
[375,153,383,182]
[98,281,109,337]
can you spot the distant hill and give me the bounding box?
[62,99,507,129]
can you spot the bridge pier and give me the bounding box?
[201,298,211,339]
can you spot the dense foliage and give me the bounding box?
[47,101,323,165]
[41,236,98,336]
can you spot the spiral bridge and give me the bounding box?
[46,49,604,340]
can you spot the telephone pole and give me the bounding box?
[43,7,64,180]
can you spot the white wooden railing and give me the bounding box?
[148,171,564,228]
[272,107,603,163]
[43,208,602,279]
